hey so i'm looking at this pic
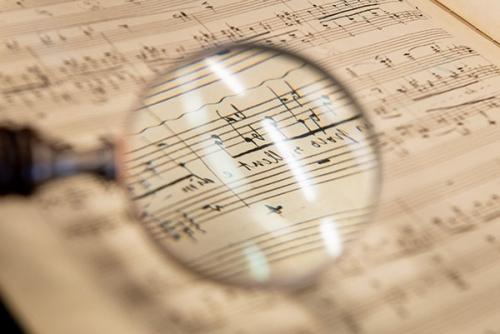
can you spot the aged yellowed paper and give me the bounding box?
[435,0,500,44]
[0,1,499,333]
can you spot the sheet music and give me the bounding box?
[123,46,379,286]
[0,0,499,333]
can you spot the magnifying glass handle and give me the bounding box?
[0,126,116,196]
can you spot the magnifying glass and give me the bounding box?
[0,44,380,289]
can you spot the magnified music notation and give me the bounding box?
[122,47,379,285]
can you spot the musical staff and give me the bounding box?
[123,49,379,282]
[1,0,500,333]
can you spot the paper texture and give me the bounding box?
[435,0,500,44]
[0,0,499,333]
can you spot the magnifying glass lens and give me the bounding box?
[122,45,379,288]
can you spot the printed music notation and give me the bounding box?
[0,0,500,333]
[122,48,378,282]
[0,0,427,116]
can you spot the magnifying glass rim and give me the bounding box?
[117,42,383,290]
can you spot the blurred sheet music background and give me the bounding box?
[0,1,499,333]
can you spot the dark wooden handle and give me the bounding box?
[0,126,40,196]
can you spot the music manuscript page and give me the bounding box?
[0,1,499,333]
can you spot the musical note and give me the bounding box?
[265,204,283,214]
